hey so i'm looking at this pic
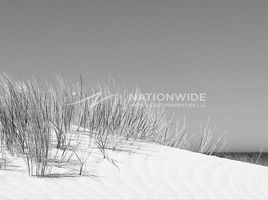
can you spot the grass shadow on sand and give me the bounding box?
[43,172,99,179]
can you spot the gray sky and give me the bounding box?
[0,0,268,151]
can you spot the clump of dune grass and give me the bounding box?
[223,152,268,166]
[75,85,169,159]
[157,116,226,155]
[196,118,226,155]
[0,74,54,176]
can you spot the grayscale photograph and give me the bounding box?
[0,0,268,199]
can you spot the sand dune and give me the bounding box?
[1,142,268,199]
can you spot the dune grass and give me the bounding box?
[223,152,268,167]
[0,73,227,177]
[196,118,226,155]
[0,75,53,176]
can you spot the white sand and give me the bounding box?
[1,142,268,199]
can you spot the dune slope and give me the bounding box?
[0,142,268,199]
